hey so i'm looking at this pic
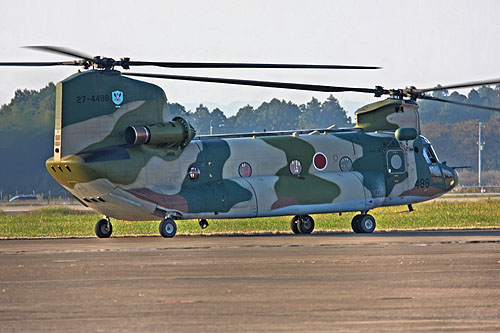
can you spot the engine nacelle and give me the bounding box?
[125,116,196,149]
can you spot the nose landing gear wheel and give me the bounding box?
[351,214,376,233]
[359,214,376,233]
[159,218,177,238]
[95,218,112,238]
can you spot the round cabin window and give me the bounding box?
[390,154,403,170]
[188,166,200,180]
[289,159,302,175]
[238,162,252,177]
[339,156,352,172]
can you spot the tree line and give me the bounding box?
[1,82,500,196]
[0,84,351,196]
[169,94,351,134]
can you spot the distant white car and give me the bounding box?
[8,195,40,202]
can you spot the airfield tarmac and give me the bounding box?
[1,231,500,332]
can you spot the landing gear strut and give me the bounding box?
[291,215,315,234]
[351,213,376,233]
[95,217,112,238]
[199,219,209,229]
[159,218,177,238]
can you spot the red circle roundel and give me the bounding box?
[313,152,328,171]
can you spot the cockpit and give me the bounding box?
[420,136,456,190]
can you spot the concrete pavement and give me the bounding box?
[1,231,500,332]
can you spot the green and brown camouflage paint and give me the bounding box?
[46,70,457,221]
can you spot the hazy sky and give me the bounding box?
[1,0,500,117]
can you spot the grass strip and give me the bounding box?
[0,200,499,238]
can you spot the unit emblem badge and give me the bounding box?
[111,90,124,105]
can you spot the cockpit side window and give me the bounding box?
[423,146,438,164]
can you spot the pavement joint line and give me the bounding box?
[3,268,500,285]
[1,238,500,255]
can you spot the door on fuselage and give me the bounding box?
[385,149,407,188]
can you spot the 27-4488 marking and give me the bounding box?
[76,95,110,104]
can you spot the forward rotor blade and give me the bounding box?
[23,45,94,62]
[418,78,500,93]
[127,61,381,70]
[420,95,500,112]
[123,72,378,94]
[0,61,82,67]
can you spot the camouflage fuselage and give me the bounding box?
[47,129,457,221]
[45,70,457,221]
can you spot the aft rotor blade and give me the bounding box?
[420,95,500,112]
[128,61,381,70]
[0,61,82,67]
[23,45,94,62]
[123,72,378,94]
[418,78,500,93]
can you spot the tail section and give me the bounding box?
[52,70,169,160]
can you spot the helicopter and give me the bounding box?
[2,46,500,238]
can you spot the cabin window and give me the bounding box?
[289,159,302,175]
[188,166,200,180]
[339,156,352,172]
[387,150,405,174]
[238,162,252,177]
[390,154,403,170]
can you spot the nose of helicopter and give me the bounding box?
[442,166,458,191]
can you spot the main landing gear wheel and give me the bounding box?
[95,218,112,238]
[351,214,376,233]
[291,215,315,234]
[290,216,300,234]
[159,218,177,238]
[351,215,362,233]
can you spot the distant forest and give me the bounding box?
[1,82,500,197]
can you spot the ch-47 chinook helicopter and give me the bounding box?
[3,46,500,238]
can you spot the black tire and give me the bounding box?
[297,215,315,234]
[95,218,112,238]
[159,218,177,238]
[358,214,376,233]
[290,216,300,234]
[199,219,209,229]
[351,215,362,233]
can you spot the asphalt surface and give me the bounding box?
[1,231,500,332]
